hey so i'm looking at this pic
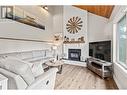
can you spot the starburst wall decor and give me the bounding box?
[66,16,83,34]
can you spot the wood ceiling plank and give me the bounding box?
[74,5,114,18]
[106,6,114,18]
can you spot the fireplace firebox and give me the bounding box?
[68,49,81,61]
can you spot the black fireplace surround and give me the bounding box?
[68,49,81,61]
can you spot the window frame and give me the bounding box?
[116,14,127,69]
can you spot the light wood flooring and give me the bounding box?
[55,64,118,89]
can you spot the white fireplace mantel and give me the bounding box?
[63,43,88,62]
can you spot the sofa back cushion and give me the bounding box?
[46,50,53,57]
[32,50,43,58]
[0,57,35,85]
[21,51,33,60]
[0,52,22,59]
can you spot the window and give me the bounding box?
[117,15,127,68]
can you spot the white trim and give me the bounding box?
[117,61,127,69]
[113,62,127,89]
[126,13,127,66]
[63,60,87,67]
[112,6,127,89]
[115,14,127,69]
[1,0,127,5]
[113,24,117,63]
[113,6,127,23]
[113,74,121,89]
[114,62,127,74]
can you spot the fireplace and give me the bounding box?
[68,49,81,61]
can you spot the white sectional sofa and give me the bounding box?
[0,50,58,89]
[0,50,55,69]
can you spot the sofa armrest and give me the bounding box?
[27,68,58,90]
[0,68,28,89]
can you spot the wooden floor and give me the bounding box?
[55,64,118,89]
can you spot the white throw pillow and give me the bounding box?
[0,57,35,85]
[31,61,44,77]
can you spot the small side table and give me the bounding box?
[0,74,8,90]
[45,60,64,74]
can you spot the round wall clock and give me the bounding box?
[66,16,83,34]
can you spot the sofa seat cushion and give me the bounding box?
[22,57,45,78]
[0,57,35,85]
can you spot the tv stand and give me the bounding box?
[87,58,112,79]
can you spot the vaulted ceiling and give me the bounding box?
[74,5,114,18]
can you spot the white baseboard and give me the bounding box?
[63,60,87,67]
[113,74,121,89]
[113,63,127,89]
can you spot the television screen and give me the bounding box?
[89,40,111,62]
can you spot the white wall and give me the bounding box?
[52,6,63,56]
[0,6,54,41]
[53,6,63,34]
[112,6,127,89]
[0,39,52,54]
[88,13,112,42]
[63,6,88,62]
[0,5,54,53]
[52,5,127,89]
[52,6,113,44]
[52,6,113,61]
[87,5,127,89]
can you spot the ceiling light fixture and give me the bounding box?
[41,5,48,10]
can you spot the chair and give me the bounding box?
[0,57,58,89]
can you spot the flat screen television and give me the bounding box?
[89,40,111,62]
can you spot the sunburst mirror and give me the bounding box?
[66,16,83,34]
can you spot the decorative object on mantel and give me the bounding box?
[63,35,85,44]
[64,36,69,42]
[66,37,69,42]
[78,38,81,41]
[1,6,45,30]
[63,40,85,44]
[64,36,67,41]
[78,36,84,42]
[66,16,83,34]
[81,36,84,41]
[71,38,75,42]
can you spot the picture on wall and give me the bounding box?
[1,6,45,30]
